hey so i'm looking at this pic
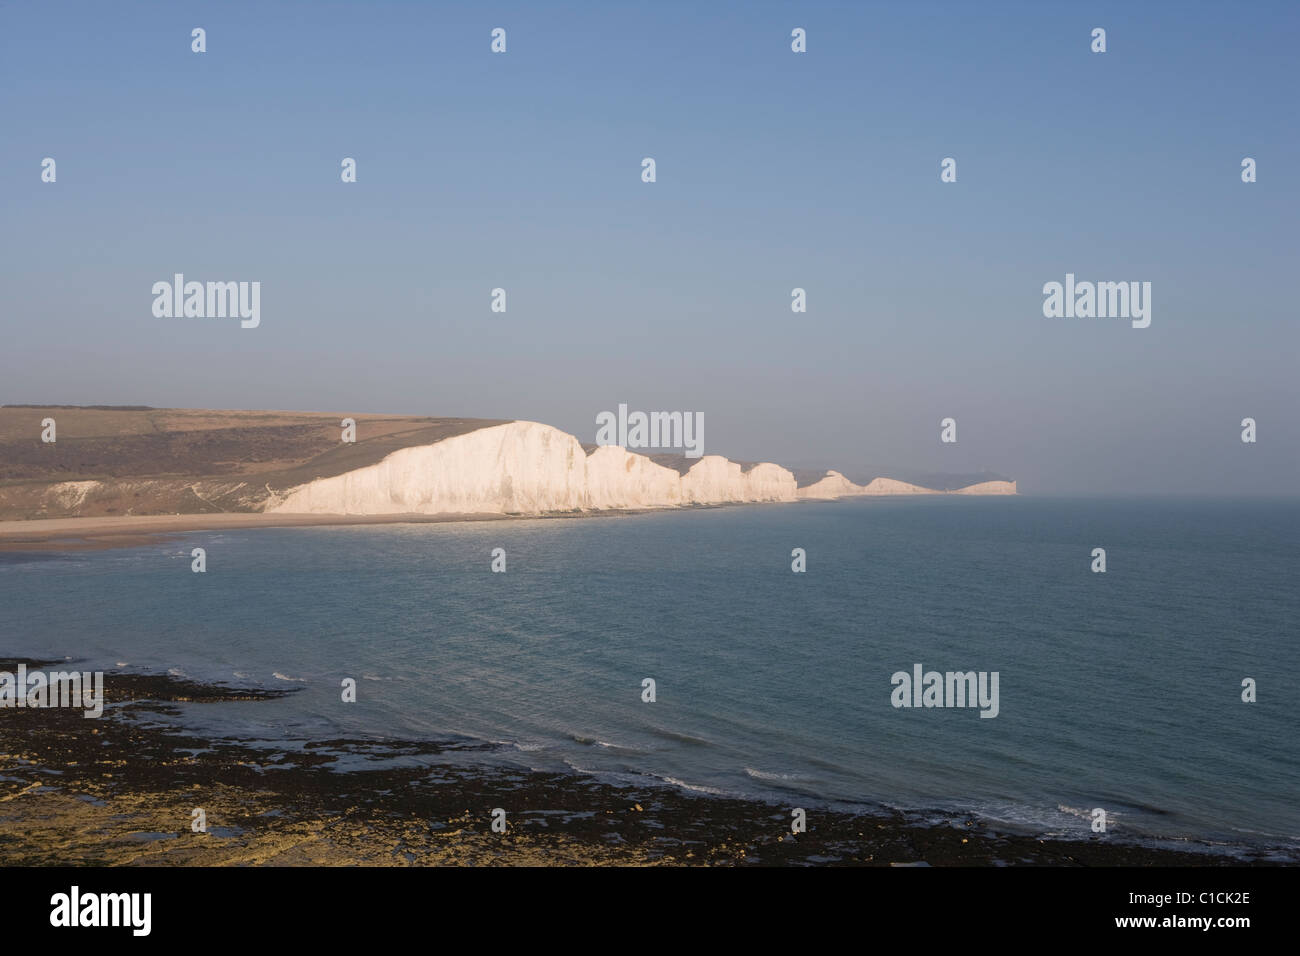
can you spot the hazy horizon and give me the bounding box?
[3,1,1296,495]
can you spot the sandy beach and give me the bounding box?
[0,504,767,552]
[0,512,529,552]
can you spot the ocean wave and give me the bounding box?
[655,774,725,796]
[272,672,307,683]
[744,767,807,782]
[1058,803,1122,828]
[647,727,712,747]
[568,732,646,755]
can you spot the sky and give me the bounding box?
[1,0,1296,494]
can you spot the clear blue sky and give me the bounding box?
[2,1,1296,493]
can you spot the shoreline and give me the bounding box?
[0,509,652,553]
[0,660,1286,866]
[0,494,1014,553]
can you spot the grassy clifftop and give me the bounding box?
[0,406,509,519]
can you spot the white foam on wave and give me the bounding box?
[745,767,806,782]
[658,775,725,796]
[1058,803,1121,829]
[272,672,307,683]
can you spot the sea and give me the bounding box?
[2,496,1296,858]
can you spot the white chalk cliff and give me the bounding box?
[952,480,1017,495]
[268,420,1014,516]
[858,476,941,496]
[796,470,865,499]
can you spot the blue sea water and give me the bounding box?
[1,497,1296,856]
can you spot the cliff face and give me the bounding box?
[680,457,797,505]
[952,480,1018,495]
[584,444,683,509]
[271,422,587,514]
[796,473,951,499]
[0,407,1017,522]
[796,470,864,499]
[268,422,1019,516]
[268,422,800,515]
[858,477,940,496]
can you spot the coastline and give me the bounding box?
[0,501,835,553]
[0,510,629,553]
[0,660,1283,866]
[0,494,1015,553]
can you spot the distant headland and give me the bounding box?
[0,406,1015,547]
